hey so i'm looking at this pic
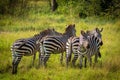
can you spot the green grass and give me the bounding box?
[0,1,120,79]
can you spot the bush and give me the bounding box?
[0,0,119,18]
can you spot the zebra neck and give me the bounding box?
[62,35,71,43]
[31,36,40,42]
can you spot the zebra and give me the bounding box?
[38,24,76,67]
[66,28,103,67]
[77,30,103,68]
[11,28,61,74]
[66,36,79,67]
[86,28,103,58]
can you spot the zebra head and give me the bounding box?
[64,24,76,37]
[78,30,90,55]
[86,28,103,46]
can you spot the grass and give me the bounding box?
[0,1,120,80]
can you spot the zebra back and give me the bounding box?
[40,24,76,53]
[11,28,62,55]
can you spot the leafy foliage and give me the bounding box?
[0,0,120,18]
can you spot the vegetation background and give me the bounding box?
[0,0,120,80]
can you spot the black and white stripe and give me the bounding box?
[39,24,76,67]
[11,29,61,74]
[86,28,103,57]
[78,30,103,68]
[66,28,103,67]
[66,37,79,67]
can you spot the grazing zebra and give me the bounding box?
[11,28,61,74]
[78,30,103,68]
[39,24,76,67]
[66,28,103,67]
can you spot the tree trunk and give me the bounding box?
[51,0,58,11]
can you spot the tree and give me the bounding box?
[51,0,58,11]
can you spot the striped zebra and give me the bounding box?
[66,36,79,67]
[11,28,61,74]
[66,28,103,67]
[39,24,76,67]
[86,28,103,58]
[78,30,103,68]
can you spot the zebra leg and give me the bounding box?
[66,55,69,67]
[88,57,92,67]
[60,53,63,64]
[12,54,23,74]
[79,55,83,69]
[12,57,16,74]
[72,52,78,67]
[66,52,72,67]
[38,52,41,67]
[95,52,98,63]
[84,57,87,68]
[98,51,101,58]
[39,42,45,67]
[68,54,72,62]
[43,53,51,67]
[32,53,36,66]
[40,53,44,66]
[66,48,72,67]
[98,48,101,58]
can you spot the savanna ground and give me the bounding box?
[0,1,120,80]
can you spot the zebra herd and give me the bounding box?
[11,24,103,74]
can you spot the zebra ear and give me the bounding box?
[86,30,90,34]
[52,28,55,31]
[96,27,103,32]
[81,30,86,36]
[100,28,103,32]
[73,24,75,27]
[95,28,99,32]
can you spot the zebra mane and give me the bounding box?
[51,28,62,36]
[40,29,51,35]
[32,29,51,38]
[33,34,40,37]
